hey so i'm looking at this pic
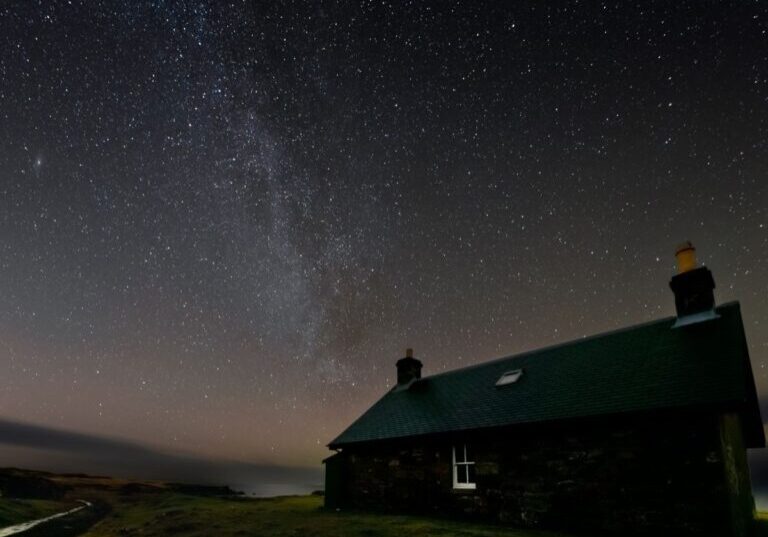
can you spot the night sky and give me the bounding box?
[1,1,767,485]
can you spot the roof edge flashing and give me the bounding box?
[393,379,416,392]
[672,309,720,329]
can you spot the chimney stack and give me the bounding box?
[669,241,716,321]
[396,348,422,385]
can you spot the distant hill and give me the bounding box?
[0,468,68,499]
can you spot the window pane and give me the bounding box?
[454,445,464,463]
[464,444,474,462]
[467,463,476,484]
[458,465,468,484]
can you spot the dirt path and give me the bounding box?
[0,501,91,536]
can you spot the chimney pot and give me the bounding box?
[675,241,698,274]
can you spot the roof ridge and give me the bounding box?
[420,301,741,382]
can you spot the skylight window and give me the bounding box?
[496,369,523,386]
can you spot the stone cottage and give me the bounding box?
[324,243,764,536]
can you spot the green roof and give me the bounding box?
[330,302,764,448]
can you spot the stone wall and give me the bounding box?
[719,412,756,537]
[332,410,749,536]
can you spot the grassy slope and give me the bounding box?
[8,472,570,537]
[83,494,570,537]
[0,498,75,527]
[5,471,768,537]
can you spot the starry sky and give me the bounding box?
[0,1,767,485]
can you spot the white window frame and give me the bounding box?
[452,444,476,490]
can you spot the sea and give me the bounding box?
[238,482,322,497]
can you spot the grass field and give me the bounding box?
[0,471,570,537]
[3,470,768,536]
[82,494,573,537]
[0,497,74,527]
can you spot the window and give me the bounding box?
[452,444,476,490]
[495,368,523,386]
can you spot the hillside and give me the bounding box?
[0,468,565,536]
[3,468,768,537]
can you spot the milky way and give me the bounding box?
[0,1,766,472]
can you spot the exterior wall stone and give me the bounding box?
[719,412,756,537]
[331,410,746,536]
